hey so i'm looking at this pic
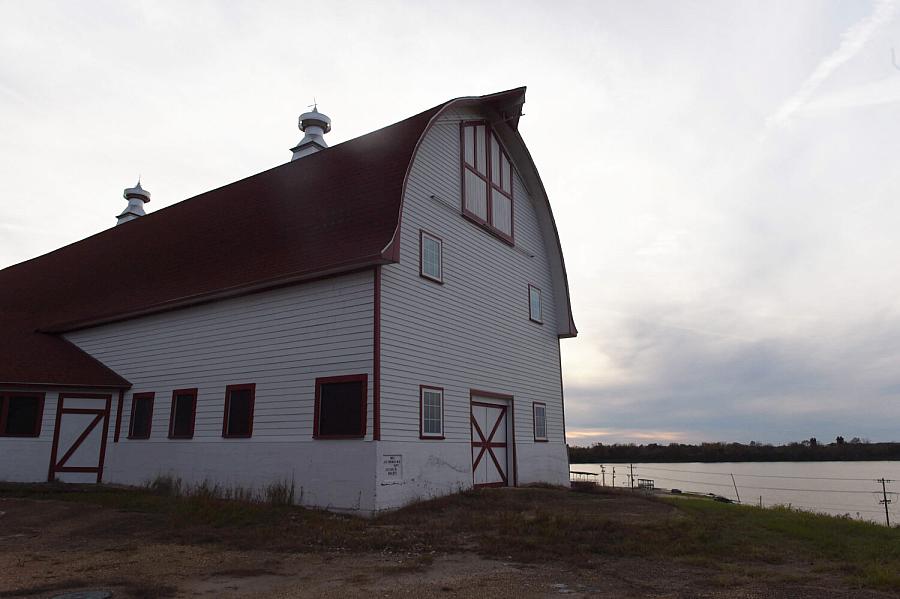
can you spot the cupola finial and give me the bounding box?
[116,178,151,225]
[290,100,331,161]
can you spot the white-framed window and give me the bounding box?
[533,402,547,441]
[528,284,543,323]
[420,230,443,283]
[420,385,444,439]
[461,121,514,242]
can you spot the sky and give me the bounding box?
[2,1,899,445]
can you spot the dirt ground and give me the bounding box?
[0,490,896,598]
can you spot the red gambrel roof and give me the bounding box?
[0,88,574,388]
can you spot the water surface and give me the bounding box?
[571,461,899,524]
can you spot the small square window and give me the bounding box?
[0,392,44,437]
[529,285,543,324]
[315,375,367,439]
[222,384,255,438]
[420,386,444,439]
[169,388,198,439]
[129,393,154,439]
[420,231,443,283]
[533,402,548,441]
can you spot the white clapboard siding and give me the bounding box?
[66,271,375,444]
[380,104,566,468]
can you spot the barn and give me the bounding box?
[0,87,577,514]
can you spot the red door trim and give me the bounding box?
[373,265,381,441]
[113,389,124,442]
[470,396,514,487]
[48,393,112,483]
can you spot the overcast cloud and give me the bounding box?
[1,1,898,444]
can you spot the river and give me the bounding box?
[570,461,900,524]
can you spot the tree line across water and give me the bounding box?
[568,438,900,463]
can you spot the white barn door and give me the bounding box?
[48,394,112,484]
[471,395,515,487]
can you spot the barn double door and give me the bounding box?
[48,394,111,483]
[471,395,515,487]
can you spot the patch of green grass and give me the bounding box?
[665,496,900,590]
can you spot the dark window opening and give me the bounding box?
[0,393,44,437]
[223,384,255,438]
[315,375,366,438]
[129,393,154,439]
[169,389,197,439]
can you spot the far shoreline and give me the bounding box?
[568,440,900,463]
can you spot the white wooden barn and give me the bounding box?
[0,87,577,514]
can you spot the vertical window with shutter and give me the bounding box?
[128,393,154,439]
[169,388,198,439]
[222,384,255,438]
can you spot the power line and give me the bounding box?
[632,465,881,482]
[630,473,888,494]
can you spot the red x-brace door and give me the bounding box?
[48,394,112,483]
[471,400,509,487]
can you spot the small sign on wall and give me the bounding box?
[382,454,403,484]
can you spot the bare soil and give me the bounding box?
[0,486,896,598]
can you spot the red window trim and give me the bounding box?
[419,229,444,284]
[533,402,548,442]
[459,120,515,245]
[528,284,543,324]
[222,383,255,439]
[169,388,198,439]
[314,374,367,439]
[0,391,45,437]
[419,385,445,440]
[128,392,154,440]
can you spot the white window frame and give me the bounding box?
[419,230,443,283]
[533,402,548,441]
[420,385,444,439]
[528,284,543,324]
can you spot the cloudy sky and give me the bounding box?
[2,1,899,445]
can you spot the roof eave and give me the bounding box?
[42,254,394,334]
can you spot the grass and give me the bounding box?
[2,481,898,593]
[667,496,900,590]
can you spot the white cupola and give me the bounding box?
[116,180,150,225]
[290,104,331,160]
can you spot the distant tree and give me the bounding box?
[567,439,900,463]
[836,436,845,445]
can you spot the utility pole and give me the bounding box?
[878,478,893,527]
[612,467,616,487]
[600,465,606,487]
[630,464,634,489]
[731,473,741,504]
